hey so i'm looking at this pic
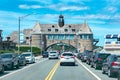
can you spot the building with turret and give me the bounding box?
[9,15,96,52]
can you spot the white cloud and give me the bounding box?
[59,6,89,11]
[72,14,110,20]
[21,0,53,5]
[19,4,43,9]
[107,7,118,13]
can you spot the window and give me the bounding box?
[52,25,55,28]
[72,29,75,32]
[48,29,51,32]
[55,29,58,32]
[64,29,68,32]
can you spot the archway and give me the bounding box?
[45,42,77,53]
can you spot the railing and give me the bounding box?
[104,41,120,49]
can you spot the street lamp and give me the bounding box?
[76,32,79,52]
[18,13,34,54]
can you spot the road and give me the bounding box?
[0,57,117,80]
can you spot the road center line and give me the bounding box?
[76,58,101,80]
[45,61,60,80]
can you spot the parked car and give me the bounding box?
[60,52,75,66]
[1,53,20,70]
[102,54,120,77]
[22,52,35,63]
[42,51,48,58]
[117,68,120,80]
[0,55,4,73]
[48,51,59,59]
[86,52,94,65]
[81,53,89,62]
[18,54,27,66]
[90,53,111,69]
[76,53,83,59]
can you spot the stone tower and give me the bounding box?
[58,14,64,27]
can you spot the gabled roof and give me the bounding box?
[32,22,42,34]
[32,20,93,34]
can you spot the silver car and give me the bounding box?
[48,51,59,59]
[22,52,35,63]
[1,53,19,70]
[60,52,75,66]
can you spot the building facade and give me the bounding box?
[9,15,94,52]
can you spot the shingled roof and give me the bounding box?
[32,20,93,35]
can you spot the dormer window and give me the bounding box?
[72,29,75,32]
[48,29,51,32]
[69,25,71,28]
[64,29,68,32]
[52,25,55,28]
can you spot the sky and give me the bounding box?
[0,0,120,46]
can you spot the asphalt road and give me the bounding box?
[0,57,118,80]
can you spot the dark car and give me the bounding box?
[1,53,20,70]
[81,53,88,62]
[102,54,120,77]
[81,52,92,62]
[86,52,94,65]
[19,54,27,66]
[117,68,120,80]
[42,51,48,58]
[76,53,83,59]
[90,53,111,69]
[0,55,4,73]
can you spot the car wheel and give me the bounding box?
[16,62,19,69]
[73,63,75,66]
[118,75,120,80]
[102,67,105,74]
[94,63,98,69]
[108,69,113,77]
[60,63,63,66]
[0,65,4,74]
[10,63,14,70]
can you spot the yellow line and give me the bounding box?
[45,61,60,80]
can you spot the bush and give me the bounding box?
[0,50,14,54]
[15,46,42,56]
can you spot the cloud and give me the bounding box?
[19,4,43,9]
[107,7,118,13]
[59,6,89,11]
[21,0,53,5]
[72,14,110,20]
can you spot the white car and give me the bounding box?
[48,51,59,59]
[22,52,35,63]
[60,52,75,66]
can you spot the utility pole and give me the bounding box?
[18,13,34,54]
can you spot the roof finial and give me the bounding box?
[84,20,87,27]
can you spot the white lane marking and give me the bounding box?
[0,58,48,79]
[76,58,101,80]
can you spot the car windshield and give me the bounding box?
[1,54,12,58]
[62,53,73,56]
[43,52,48,54]
[50,52,57,54]
[22,54,31,57]
[99,54,110,59]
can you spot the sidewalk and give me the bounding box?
[35,55,42,62]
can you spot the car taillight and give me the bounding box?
[112,62,118,66]
[98,58,102,61]
[71,56,75,58]
[61,56,64,58]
